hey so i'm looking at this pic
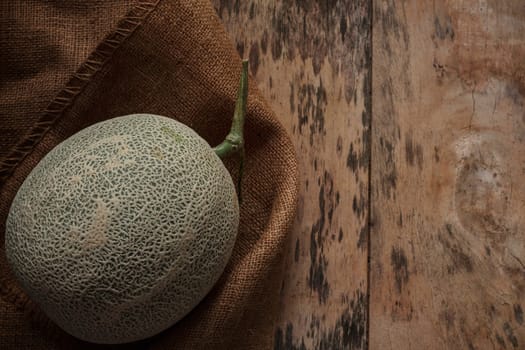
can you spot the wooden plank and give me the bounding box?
[213,1,371,348]
[370,1,525,349]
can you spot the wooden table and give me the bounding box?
[214,1,525,348]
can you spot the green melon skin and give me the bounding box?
[5,114,239,344]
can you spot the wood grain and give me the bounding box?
[217,0,524,349]
[213,1,372,348]
[370,1,525,349]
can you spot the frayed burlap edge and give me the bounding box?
[0,1,160,187]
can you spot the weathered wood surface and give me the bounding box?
[370,1,525,349]
[213,1,372,349]
[217,0,525,349]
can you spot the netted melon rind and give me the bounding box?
[5,114,239,344]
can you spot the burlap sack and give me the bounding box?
[0,1,298,349]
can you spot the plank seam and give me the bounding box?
[366,0,374,349]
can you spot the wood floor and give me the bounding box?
[214,1,525,349]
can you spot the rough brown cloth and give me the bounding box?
[0,1,299,349]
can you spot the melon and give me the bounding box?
[5,62,249,344]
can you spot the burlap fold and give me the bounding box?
[0,1,298,349]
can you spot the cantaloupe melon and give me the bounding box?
[5,61,249,344]
[6,114,239,343]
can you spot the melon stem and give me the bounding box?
[214,60,248,202]
[213,60,248,159]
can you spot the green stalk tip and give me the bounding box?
[213,60,249,202]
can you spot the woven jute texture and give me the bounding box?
[0,1,299,349]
